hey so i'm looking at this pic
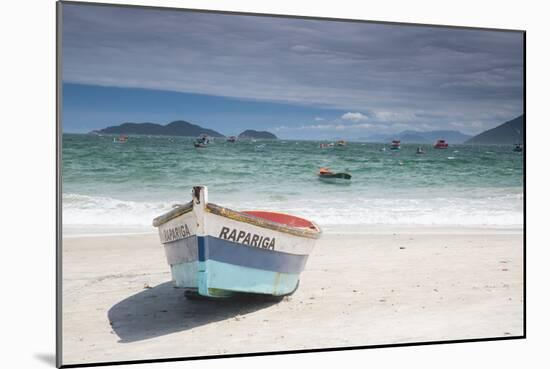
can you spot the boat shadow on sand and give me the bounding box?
[108,282,281,343]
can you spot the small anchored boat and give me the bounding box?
[336,140,347,146]
[193,134,210,148]
[226,136,237,143]
[433,139,449,149]
[390,140,401,150]
[513,143,523,152]
[416,146,425,154]
[153,186,321,298]
[113,135,128,143]
[318,167,351,181]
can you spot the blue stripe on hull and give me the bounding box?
[165,235,307,274]
[203,236,308,274]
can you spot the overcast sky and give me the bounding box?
[61,3,524,137]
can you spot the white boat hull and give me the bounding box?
[153,186,320,298]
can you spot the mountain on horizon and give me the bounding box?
[95,120,225,137]
[465,115,524,145]
[238,130,277,139]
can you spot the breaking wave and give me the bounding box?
[63,191,523,230]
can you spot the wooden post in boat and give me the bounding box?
[192,186,207,234]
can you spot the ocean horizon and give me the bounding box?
[62,133,524,231]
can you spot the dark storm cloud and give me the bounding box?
[62,3,524,134]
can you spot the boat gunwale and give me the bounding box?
[153,201,321,239]
[152,201,193,227]
[205,203,321,239]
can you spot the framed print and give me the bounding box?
[57,1,525,367]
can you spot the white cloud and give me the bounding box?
[375,111,417,122]
[314,117,324,121]
[274,122,371,131]
[291,44,313,53]
[341,112,369,122]
[348,123,372,129]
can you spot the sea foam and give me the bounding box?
[63,191,523,229]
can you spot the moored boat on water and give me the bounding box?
[336,140,347,146]
[390,140,401,150]
[433,139,449,149]
[227,136,237,143]
[194,134,210,148]
[513,143,523,152]
[416,146,425,154]
[113,135,128,143]
[318,167,351,181]
[153,186,321,298]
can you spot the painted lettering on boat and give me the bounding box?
[219,226,275,250]
[163,223,191,243]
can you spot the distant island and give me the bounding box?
[465,115,524,145]
[238,130,277,139]
[93,120,225,137]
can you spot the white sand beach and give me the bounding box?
[61,227,523,366]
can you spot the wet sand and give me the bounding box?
[61,227,523,366]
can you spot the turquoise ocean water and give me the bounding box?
[62,134,524,230]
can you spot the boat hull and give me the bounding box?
[154,187,319,298]
[319,172,351,180]
[318,173,351,184]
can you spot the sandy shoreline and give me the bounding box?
[61,226,523,366]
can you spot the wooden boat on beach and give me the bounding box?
[153,186,321,298]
